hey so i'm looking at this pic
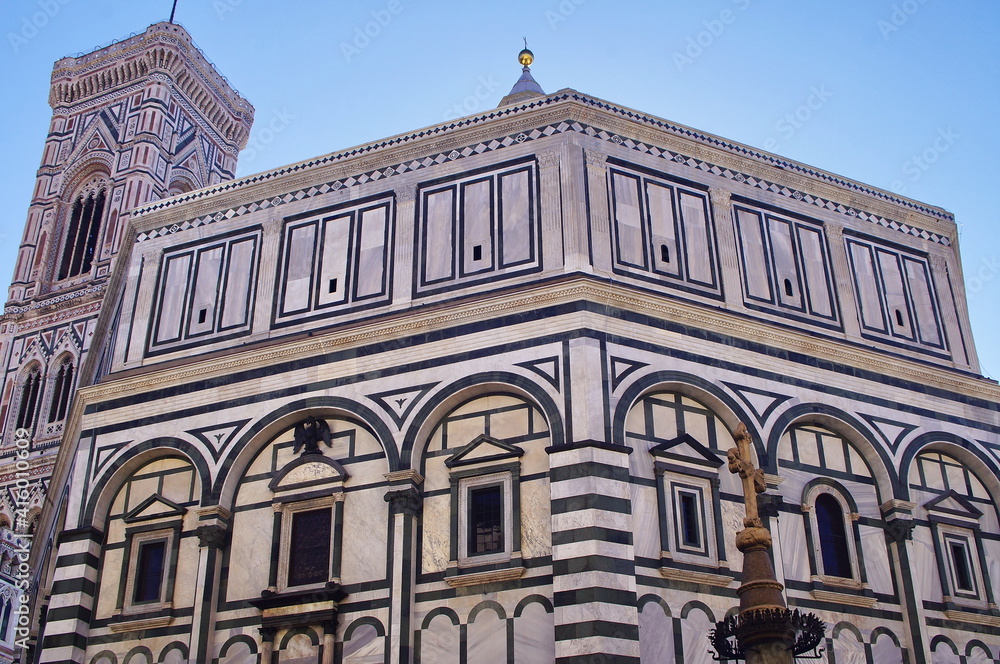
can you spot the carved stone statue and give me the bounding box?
[293,416,332,455]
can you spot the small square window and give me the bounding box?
[468,484,504,557]
[668,481,712,561]
[943,533,980,599]
[133,539,167,604]
[288,507,332,588]
[457,472,513,568]
[121,528,176,615]
[276,498,339,591]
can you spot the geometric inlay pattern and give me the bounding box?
[515,357,560,391]
[188,419,251,462]
[723,382,793,425]
[368,382,439,430]
[858,413,918,453]
[609,356,648,392]
[134,94,951,247]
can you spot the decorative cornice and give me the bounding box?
[659,567,733,588]
[75,278,1000,411]
[810,588,878,608]
[445,566,525,588]
[128,94,951,246]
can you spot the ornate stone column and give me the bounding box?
[392,184,417,311]
[584,148,612,271]
[537,151,564,269]
[322,619,338,664]
[710,424,824,664]
[823,222,862,339]
[259,626,277,663]
[881,499,930,664]
[709,187,745,311]
[189,506,230,664]
[383,470,423,664]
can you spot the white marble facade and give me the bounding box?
[15,27,1000,664]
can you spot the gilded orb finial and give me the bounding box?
[518,37,534,67]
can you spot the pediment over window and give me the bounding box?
[269,454,349,494]
[123,494,186,523]
[649,433,725,468]
[445,434,524,468]
[924,490,983,520]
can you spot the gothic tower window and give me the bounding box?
[15,366,42,432]
[58,187,106,280]
[47,357,74,423]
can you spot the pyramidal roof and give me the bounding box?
[499,45,545,107]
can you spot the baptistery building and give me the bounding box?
[5,19,1000,664]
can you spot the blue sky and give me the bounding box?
[1,0,997,379]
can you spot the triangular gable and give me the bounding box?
[924,489,983,520]
[268,454,349,493]
[649,433,724,468]
[123,494,186,523]
[445,434,524,468]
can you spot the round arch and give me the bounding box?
[612,370,761,460]
[83,438,210,528]
[899,432,1000,506]
[213,397,398,510]
[400,371,564,468]
[767,403,897,503]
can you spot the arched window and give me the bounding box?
[15,367,42,432]
[48,357,75,423]
[58,187,106,280]
[815,493,852,578]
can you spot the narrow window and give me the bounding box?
[328,278,338,293]
[15,370,41,431]
[894,309,904,327]
[783,278,794,297]
[660,244,671,264]
[133,540,166,603]
[47,359,75,423]
[949,540,975,592]
[197,308,207,324]
[468,485,504,556]
[472,245,483,261]
[678,491,702,548]
[815,494,852,578]
[58,189,106,280]
[287,508,332,587]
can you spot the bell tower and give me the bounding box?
[0,22,253,531]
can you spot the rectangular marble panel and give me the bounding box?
[282,223,316,315]
[154,253,190,343]
[423,188,455,284]
[797,224,833,317]
[461,178,493,275]
[768,216,802,309]
[500,169,532,267]
[847,241,886,332]
[611,171,645,269]
[680,191,714,286]
[355,206,388,299]
[736,208,772,301]
[318,212,352,308]
[187,245,224,336]
[876,248,914,339]
[903,257,942,346]
[219,238,255,330]
[646,181,681,278]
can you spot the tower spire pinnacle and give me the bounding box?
[499,39,545,107]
